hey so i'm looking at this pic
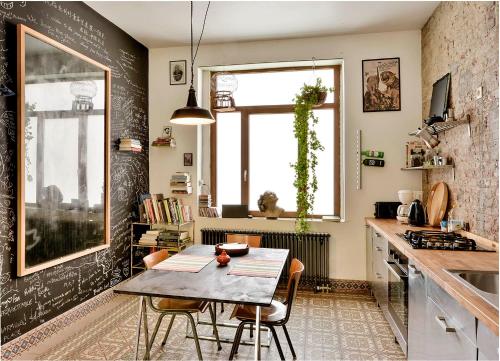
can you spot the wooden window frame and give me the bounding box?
[210,65,341,218]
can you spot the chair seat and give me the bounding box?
[230,300,286,323]
[157,298,208,312]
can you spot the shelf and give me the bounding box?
[132,221,193,227]
[401,165,454,170]
[408,117,471,137]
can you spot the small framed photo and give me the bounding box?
[362,57,401,112]
[170,60,187,85]
[163,126,172,138]
[183,152,193,166]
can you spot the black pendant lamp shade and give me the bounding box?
[170,86,214,125]
[170,1,214,125]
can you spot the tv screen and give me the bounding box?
[429,73,451,119]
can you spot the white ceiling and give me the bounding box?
[86,1,439,48]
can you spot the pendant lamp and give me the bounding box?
[170,1,214,125]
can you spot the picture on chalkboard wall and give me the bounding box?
[170,60,187,85]
[362,57,400,112]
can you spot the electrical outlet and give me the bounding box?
[475,86,483,99]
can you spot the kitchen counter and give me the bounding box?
[366,218,499,336]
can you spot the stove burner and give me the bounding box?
[399,230,488,251]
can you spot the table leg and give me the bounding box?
[142,297,150,360]
[254,306,261,361]
[134,296,144,360]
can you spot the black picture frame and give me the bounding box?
[184,152,193,166]
[362,57,401,112]
[170,60,187,85]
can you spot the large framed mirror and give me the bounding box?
[17,24,111,276]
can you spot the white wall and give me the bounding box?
[149,30,422,280]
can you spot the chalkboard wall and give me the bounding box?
[0,1,149,343]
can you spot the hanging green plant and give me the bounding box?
[292,78,331,233]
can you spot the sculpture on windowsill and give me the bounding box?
[257,191,284,219]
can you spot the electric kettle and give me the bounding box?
[408,199,425,226]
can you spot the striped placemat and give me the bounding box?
[228,259,283,278]
[152,255,214,273]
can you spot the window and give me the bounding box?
[210,66,341,217]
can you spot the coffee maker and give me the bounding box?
[397,190,414,223]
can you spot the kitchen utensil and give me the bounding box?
[427,182,449,226]
[426,183,438,219]
[408,199,426,226]
[416,126,440,148]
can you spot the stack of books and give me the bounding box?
[199,207,220,218]
[138,230,160,245]
[119,138,142,152]
[152,136,176,147]
[170,173,192,195]
[139,193,193,224]
[158,230,190,247]
[198,194,212,208]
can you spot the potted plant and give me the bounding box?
[292,78,332,233]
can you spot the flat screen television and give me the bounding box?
[428,73,451,120]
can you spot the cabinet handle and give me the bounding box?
[375,272,383,279]
[409,264,421,275]
[435,316,456,333]
[375,247,383,252]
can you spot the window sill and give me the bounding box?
[196,216,342,223]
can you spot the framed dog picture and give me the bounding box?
[183,153,193,166]
[362,58,401,112]
[170,60,187,85]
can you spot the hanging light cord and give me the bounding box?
[190,1,211,87]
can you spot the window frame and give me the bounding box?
[210,65,341,217]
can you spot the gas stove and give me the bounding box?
[398,230,494,251]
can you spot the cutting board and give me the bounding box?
[426,183,438,219]
[427,182,448,226]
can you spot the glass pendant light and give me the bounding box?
[171,1,214,125]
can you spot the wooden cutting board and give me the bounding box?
[427,182,448,226]
[426,183,438,219]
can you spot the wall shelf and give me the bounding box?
[401,164,455,179]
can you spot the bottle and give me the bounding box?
[363,159,385,167]
[361,150,384,158]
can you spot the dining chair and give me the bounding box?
[142,250,221,360]
[219,233,263,317]
[228,258,304,361]
[225,233,263,248]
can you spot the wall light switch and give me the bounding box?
[475,86,483,99]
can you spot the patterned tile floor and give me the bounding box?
[14,291,405,360]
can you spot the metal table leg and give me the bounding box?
[254,306,261,361]
[142,297,150,360]
[134,296,144,360]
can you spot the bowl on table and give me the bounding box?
[215,243,249,256]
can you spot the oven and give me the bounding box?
[384,244,408,354]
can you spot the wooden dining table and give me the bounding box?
[113,244,289,361]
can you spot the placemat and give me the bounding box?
[152,255,214,273]
[228,259,283,278]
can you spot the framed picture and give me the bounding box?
[170,60,187,85]
[163,126,172,138]
[362,57,401,112]
[184,153,193,166]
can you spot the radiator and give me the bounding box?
[201,228,331,291]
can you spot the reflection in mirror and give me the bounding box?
[19,26,110,274]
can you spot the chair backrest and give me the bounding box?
[284,258,304,322]
[143,249,169,270]
[225,233,262,248]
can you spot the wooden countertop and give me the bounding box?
[366,218,499,336]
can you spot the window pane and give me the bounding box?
[216,112,241,206]
[87,115,105,207]
[249,113,297,211]
[312,109,334,215]
[232,69,334,106]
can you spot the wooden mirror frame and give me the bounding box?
[16,24,111,276]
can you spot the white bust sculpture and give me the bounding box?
[258,191,284,219]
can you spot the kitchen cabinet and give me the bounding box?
[477,320,499,360]
[365,225,374,289]
[408,260,427,360]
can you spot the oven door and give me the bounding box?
[385,259,408,353]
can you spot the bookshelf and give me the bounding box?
[130,221,194,275]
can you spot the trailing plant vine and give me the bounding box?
[292,78,331,233]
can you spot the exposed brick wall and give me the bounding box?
[421,2,499,242]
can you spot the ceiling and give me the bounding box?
[86,1,439,48]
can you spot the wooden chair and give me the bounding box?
[142,250,221,360]
[228,258,304,361]
[225,233,262,248]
